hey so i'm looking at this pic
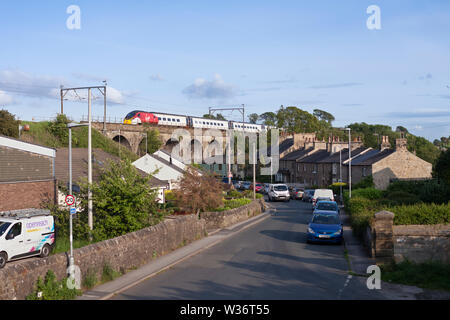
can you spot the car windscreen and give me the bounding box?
[125,111,138,120]
[316,203,338,211]
[274,186,288,191]
[0,221,11,237]
[312,214,340,225]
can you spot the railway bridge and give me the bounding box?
[89,122,233,155]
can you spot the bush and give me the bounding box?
[352,188,384,200]
[26,270,81,300]
[0,109,20,138]
[227,190,243,199]
[353,176,374,190]
[48,114,70,145]
[385,191,420,206]
[217,198,252,211]
[387,180,450,204]
[393,203,450,225]
[173,167,224,214]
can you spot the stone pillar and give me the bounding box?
[373,211,395,265]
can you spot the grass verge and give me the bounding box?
[381,260,450,292]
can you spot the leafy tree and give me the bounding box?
[277,106,321,133]
[76,159,161,241]
[173,167,223,215]
[48,114,71,145]
[433,149,450,185]
[0,109,20,138]
[139,129,162,155]
[259,112,277,126]
[248,113,259,124]
[396,126,409,134]
[313,109,335,125]
[203,113,226,121]
[407,135,441,164]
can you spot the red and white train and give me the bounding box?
[123,111,270,133]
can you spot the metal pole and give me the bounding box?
[68,128,74,268]
[103,86,107,133]
[339,148,343,203]
[88,88,93,233]
[253,143,256,200]
[348,129,352,199]
[60,86,64,115]
[228,133,232,185]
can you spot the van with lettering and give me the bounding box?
[0,209,55,269]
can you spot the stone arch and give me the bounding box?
[113,135,132,150]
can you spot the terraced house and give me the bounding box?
[277,134,432,190]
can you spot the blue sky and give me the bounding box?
[0,0,449,141]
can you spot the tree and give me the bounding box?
[173,167,223,215]
[48,114,71,145]
[203,113,227,121]
[77,159,161,241]
[277,106,321,133]
[396,126,409,134]
[313,109,335,125]
[248,113,259,124]
[259,112,277,126]
[0,109,20,138]
[433,149,450,185]
[139,129,162,155]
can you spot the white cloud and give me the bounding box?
[150,74,164,81]
[0,69,63,100]
[183,74,236,99]
[0,91,14,105]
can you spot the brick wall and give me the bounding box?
[0,180,57,212]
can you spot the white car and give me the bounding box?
[0,209,55,269]
[312,189,335,207]
[268,184,290,202]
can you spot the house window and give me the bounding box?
[332,163,337,175]
[363,167,367,177]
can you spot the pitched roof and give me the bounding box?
[349,149,395,166]
[0,135,56,158]
[296,149,330,163]
[145,153,186,175]
[318,147,369,163]
[281,147,314,161]
[55,148,168,188]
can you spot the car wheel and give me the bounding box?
[0,252,7,269]
[40,244,52,258]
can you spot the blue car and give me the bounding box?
[313,201,340,215]
[307,212,343,245]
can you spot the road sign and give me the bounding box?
[70,207,77,215]
[65,195,76,206]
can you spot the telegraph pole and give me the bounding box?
[59,85,108,234]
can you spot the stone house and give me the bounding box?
[348,138,433,190]
[0,135,56,212]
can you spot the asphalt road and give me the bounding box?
[112,198,388,300]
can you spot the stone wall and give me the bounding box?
[0,199,265,300]
[367,210,450,265]
[393,224,450,264]
[0,215,205,300]
[200,198,266,231]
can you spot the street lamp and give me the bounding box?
[345,128,352,199]
[67,123,89,270]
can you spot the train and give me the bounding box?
[123,110,272,132]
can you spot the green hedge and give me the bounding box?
[393,203,450,225]
[216,198,252,212]
[351,188,383,200]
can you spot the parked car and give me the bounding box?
[312,197,334,211]
[312,189,335,207]
[307,212,343,245]
[250,183,264,193]
[290,187,304,200]
[0,209,55,269]
[303,189,315,202]
[241,181,252,190]
[313,201,340,215]
[268,184,290,202]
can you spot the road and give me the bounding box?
[112,198,388,300]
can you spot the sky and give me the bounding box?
[0,0,449,141]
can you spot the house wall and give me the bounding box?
[0,180,57,212]
[372,150,432,190]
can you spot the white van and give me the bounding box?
[312,189,335,206]
[268,184,290,202]
[0,209,55,269]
